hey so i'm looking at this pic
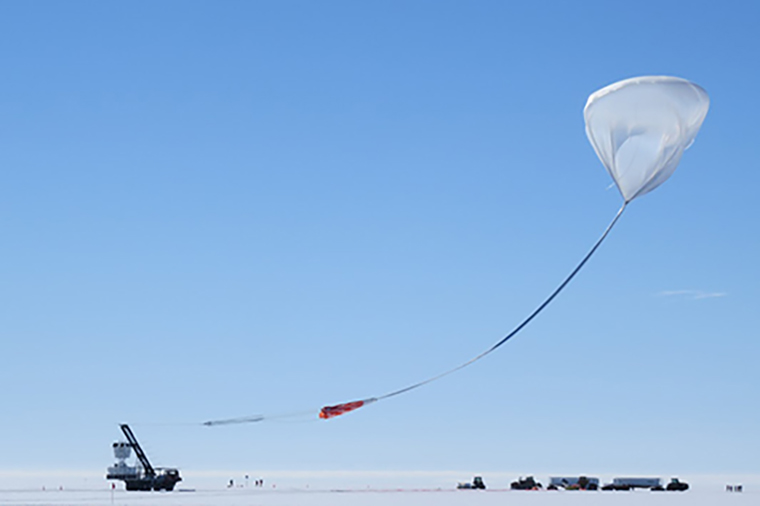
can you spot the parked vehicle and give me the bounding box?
[601,477,688,491]
[106,424,182,491]
[457,476,486,489]
[549,476,599,490]
[511,476,542,490]
[666,478,689,491]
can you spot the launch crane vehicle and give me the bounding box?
[106,424,181,491]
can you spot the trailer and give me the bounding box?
[106,424,182,491]
[613,477,661,488]
[601,477,661,490]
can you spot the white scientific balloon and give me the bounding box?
[584,76,709,203]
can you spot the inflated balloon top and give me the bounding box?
[584,76,710,203]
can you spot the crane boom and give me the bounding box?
[119,424,155,476]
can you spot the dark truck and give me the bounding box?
[106,424,182,491]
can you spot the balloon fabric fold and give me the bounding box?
[584,76,709,203]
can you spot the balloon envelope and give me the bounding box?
[584,76,709,203]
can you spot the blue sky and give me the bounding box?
[0,0,758,485]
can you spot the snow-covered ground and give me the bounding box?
[1,471,756,506]
[0,488,757,506]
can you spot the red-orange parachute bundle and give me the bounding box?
[319,398,376,419]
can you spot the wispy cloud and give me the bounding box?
[656,289,727,300]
